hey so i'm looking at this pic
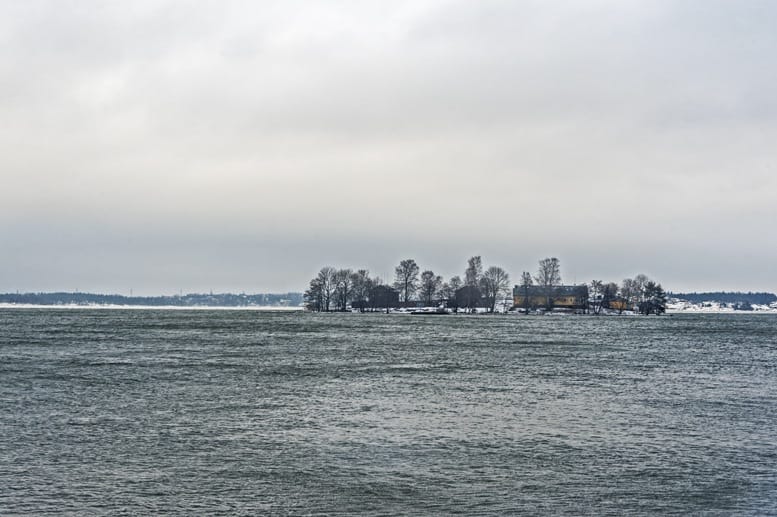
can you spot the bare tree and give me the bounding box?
[621,274,665,315]
[589,280,603,315]
[465,256,482,286]
[519,271,533,314]
[419,270,442,307]
[602,282,619,311]
[518,271,533,313]
[315,266,338,312]
[445,275,462,312]
[633,273,650,308]
[462,256,483,312]
[620,278,637,313]
[480,266,511,313]
[333,268,354,311]
[535,257,561,310]
[393,259,420,305]
[350,269,371,312]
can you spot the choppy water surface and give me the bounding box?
[1,310,776,515]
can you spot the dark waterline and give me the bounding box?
[1,309,776,515]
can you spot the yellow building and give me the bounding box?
[513,285,588,310]
[605,299,630,311]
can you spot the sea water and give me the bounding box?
[1,309,776,515]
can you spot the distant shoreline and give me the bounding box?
[666,308,777,315]
[0,291,304,309]
[0,303,303,311]
[3,303,776,315]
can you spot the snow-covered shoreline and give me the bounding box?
[0,303,303,311]
[3,302,776,315]
[666,300,777,314]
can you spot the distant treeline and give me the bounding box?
[0,292,304,307]
[669,292,777,305]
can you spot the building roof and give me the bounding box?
[513,285,588,297]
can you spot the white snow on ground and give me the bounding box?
[4,300,775,314]
[666,299,777,314]
[0,303,304,311]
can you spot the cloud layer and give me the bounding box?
[2,0,776,294]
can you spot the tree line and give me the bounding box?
[504,257,667,315]
[305,256,668,315]
[668,291,776,306]
[304,256,511,313]
[585,274,667,315]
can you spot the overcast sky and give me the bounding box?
[2,0,776,295]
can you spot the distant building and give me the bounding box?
[350,285,400,311]
[605,298,630,312]
[513,285,588,310]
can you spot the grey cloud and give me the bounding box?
[1,0,776,293]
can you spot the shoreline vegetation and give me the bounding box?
[2,273,774,315]
[304,256,670,315]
